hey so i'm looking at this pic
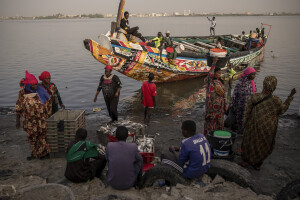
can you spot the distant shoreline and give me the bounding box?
[1,13,300,21]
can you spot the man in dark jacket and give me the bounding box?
[120,11,145,42]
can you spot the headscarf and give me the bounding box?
[19,71,49,104]
[105,65,113,71]
[241,67,256,93]
[21,70,38,86]
[39,71,51,81]
[262,76,277,94]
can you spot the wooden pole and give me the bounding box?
[116,0,125,28]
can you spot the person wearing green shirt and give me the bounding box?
[65,128,106,183]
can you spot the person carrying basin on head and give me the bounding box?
[94,65,122,124]
[65,128,107,183]
[39,71,65,115]
[120,11,146,42]
[204,57,226,136]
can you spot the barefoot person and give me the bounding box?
[94,66,122,123]
[241,76,296,170]
[207,16,216,36]
[141,73,157,125]
[15,71,54,160]
[39,71,65,115]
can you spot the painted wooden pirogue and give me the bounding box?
[83,33,267,83]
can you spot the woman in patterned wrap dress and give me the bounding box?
[228,67,256,135]
[204,57,226,136]
[15,71,55,159]
[241,76,296,170]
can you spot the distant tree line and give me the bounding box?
[35,13,104,20]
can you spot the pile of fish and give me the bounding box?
[98,120,146,137]
[136,136,154,153]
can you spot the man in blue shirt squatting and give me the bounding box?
[161,120,211,184]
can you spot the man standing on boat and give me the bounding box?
[207,16,216,36]
[94,66,122,124]
[120,11,146,42]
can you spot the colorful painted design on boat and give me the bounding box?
[84,33,266,82]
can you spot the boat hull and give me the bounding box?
[84,37,265,83]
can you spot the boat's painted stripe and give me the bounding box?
[123,61,137,74]
[119,41,129,48]
[111,43,262,64]
[90,40,94,53]
[145,46,154,53]
[152,48,159,54]
[124,43,133,49]
[112,44,132,51]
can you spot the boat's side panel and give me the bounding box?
[87,39,264,82]
[230,46,264,66]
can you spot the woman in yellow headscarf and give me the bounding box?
[241,76,296,170]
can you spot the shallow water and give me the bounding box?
[0,16,299,115]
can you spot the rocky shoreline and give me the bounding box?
[0,106,299,199]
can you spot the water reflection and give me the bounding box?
[125,53,265,117]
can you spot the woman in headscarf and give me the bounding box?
[39,71,65,115]
[15,71,55,160]
[228,67,256,135]
[241,76,296,170]
[204,57,226,136]
[94,65,122,124]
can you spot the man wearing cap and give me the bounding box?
[164,30,173,49]
[94,66,122,123]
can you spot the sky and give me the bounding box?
[0,0,299,17]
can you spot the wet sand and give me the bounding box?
[0,106,299,199]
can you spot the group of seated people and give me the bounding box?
[65,120,211,190]
[239,27,265,49]
[119,11,178,65]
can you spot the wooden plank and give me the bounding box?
[195,41,215,49]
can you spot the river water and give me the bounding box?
[0,16,299,115]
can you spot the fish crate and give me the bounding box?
[46,110,85,157]
[136,135,155,165]
[96,120,145,146]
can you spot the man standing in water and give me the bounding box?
[207,16,216,36]
[141,73,157,126]
[94,66,122,124]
